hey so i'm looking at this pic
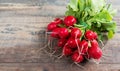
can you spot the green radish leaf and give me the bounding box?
[91,0,106,13]
[108,30,114,39]
[78,0,85,11]
[65,6,76,16]
[96,22,101,27]
[101,21,116,32]
[93,10,112,21]
[107,4,117,16]
[68,0,79,11]
[74,24,84,28]
[65,0,117,40]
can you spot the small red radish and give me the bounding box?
[72,51,84,63]
[64,16,77,26]
[85,30,94,40]
[47,22,57,31]
[54,18,63,25]
[93,32,98,39]
[51,28,60,38]
[59,28,69,38]
[79,40,88,54]
[63,46,72,56]
[71,28,82,38]
[88,46,102,59]
[57,39,67,47]
[91,40,99,47]
[67,38,80,48]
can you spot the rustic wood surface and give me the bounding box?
[0,0,120,71]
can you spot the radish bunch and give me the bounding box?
[47,16,103,63]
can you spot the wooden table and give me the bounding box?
[0,0,120,71]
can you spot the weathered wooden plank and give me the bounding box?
[0,0,119,6]
[68,63,120,71]
[0,63,55,71]
[0,63,119,71]
[0,0,68,6]
[108,0,120,5]
[84,63,120,71]
[0,5,66,17]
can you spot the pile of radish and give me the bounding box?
[47,16,102,63]
[45,0,116,64]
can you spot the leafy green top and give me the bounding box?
[65,0,117,40]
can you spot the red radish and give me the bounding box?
[85,30,94,40]
[91,39,99,47]
[71,28,82,38]
[63,46,72,56]
[91,40,99,47]
[88,46,102,59]
[64,16,77,26]
[59,28,69,38]
[47,22,57,31]
[51,28,60,38]
[72,51,84,63]
[57,39,67,47]
[93,32,98,39]
[67,38,80,48]
[54,18,63,25]
[79,40,88,54]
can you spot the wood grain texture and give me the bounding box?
[0,63,119,71]
[0,0,120,71]
[0,63,55,71]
